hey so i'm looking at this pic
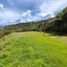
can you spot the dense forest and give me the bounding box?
[0,7,67,38]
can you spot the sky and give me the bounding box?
[0,0,67,25]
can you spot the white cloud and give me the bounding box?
[39,0,67,15]
[20,10,33,22]
[0,10,20,25]
[38,13,48,17]
[33,0,67,21]
[21,10,31,17]
[0,3,4,8]
[16,9,55,23]
[0,0,67,25]
[3,10,19,19]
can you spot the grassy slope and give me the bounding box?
[0,32,67,67]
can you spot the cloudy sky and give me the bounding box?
[0,0,67,25]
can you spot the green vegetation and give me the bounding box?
[1,7,67,36]
[0,32,67,67]
[44,7,67,34]
[0,7,67,67]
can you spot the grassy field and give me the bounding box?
[0,32,67,67]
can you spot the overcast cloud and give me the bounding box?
[0,0,67,25]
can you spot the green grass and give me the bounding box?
[0,32,67,67]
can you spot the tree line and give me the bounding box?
[0,7,67,38]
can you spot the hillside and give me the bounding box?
[44,8,67,34]
[0,8,67,37]
[0,32,67,67]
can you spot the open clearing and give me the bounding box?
[0,32,67,67]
